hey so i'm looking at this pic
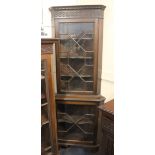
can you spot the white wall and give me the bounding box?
[41,0,114,102]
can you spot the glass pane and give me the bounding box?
[59,23,68,34]
[86,52,94,58]
[79,66,93,76]
[60,80,68,92]
[86,82,93,91]
[69,44,85,57]
[60,60,75,76]
[86,58,93,66]
[68,23,94,35]
[58,22,95,93]
[69,58,85,72]
[60,38,75,52]
[57,104,96,142]
[78,38,93,51]
[69,76,85,91]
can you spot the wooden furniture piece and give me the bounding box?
[98,99,114,155]
[56,94,105,149]
[41,39,59,155]
[49,5,106,149]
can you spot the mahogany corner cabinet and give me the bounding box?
[50,5,106,149]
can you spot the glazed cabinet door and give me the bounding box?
[57,102,97,145]
[55,19,99,95]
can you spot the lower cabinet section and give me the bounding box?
[56,94,105,149]
[57,104,96,144]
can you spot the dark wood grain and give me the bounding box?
[99,99,114,115]
[50,5,106,150]
[41,39,59,155]
[98,99,114,155]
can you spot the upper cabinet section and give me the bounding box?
[50,5,105,95]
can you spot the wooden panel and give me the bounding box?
[98,99,114,155]
[41,39,59,155]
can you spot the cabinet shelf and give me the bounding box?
[58,134,84,141]
[58,132,94,142]
[41,75,45,80]
[41,111,49,127]
[61,75,94,83]
[58,119,93,125]
[61,90,94,93]
[58,130,93,135]
[60,38,93,40]
[58,114,94,125]
[44,146,51,152]
[58,116,93,125]
[41,120,49,127]
[41,102,48,107]
[60,56,93,59]
[61,75,93,78]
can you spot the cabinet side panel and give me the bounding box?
[97,19,103,94]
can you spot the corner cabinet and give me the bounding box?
[50,5,106,149]
[41,39,59,155]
